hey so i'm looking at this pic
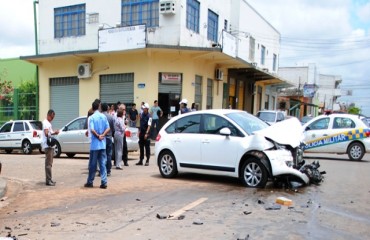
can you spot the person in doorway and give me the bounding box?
[101,103,114,176]
[149,100,163,139]
[191,103,197,111]
[128,103,139,128]
[179,99,190,115]
[84,100,110,189]
[42,109,60,186]
[136,103,152,166]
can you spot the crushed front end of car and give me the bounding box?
[254,118,325,187]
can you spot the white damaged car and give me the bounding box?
[155,109,323,188]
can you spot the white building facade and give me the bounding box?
[25,0,284,128]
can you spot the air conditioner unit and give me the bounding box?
[160,1,175,15]
[215,69,223,80]
[77,63,91,79]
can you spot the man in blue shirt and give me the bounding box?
[84,100,110,189]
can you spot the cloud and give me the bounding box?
[0,0,35,58]
[356,2,370,23]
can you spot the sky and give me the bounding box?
[0,0,369,115]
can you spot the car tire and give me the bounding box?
[240,158,268,188]
[348,142,365,161]
[158,150,178,178]
[66,153,76,158]
[54,142,62,158]
[22,140,32,154]
[5,149,13,154]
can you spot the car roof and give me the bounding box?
[257,110,282,113]
[303,113,367,127]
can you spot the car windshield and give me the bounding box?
[226,111,268,135]
[257,112,276,122]
[30,121,43,130]
[301,116,313,124]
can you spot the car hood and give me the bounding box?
[254,118,304,148]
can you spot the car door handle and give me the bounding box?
[323,134,328,136]
[174,139,181,143]
[201,139,210,144]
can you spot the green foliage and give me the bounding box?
[18,80,37,120]
[0,70,14,103]
[348,106,361,115]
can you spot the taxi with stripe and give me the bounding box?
[302,113,370,160]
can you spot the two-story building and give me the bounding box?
[23,0,285,128]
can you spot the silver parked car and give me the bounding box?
[53,116,139,158]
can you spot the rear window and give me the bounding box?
[30,121,43,130]
[257,112,276,122]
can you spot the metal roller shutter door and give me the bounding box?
[100,73,134,105]
[50,77,79,129]
[158,83,182,94]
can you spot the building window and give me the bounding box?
[272,54,277,71]
[207,10,218,42]
[54,4,86,38]
[121,0,159,27]
[186,0,200,33]
[261,45,266,65]
[195,75,203,110]
[207,78,213,109]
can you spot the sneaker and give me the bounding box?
[107,173,111,177]
[84,183,93,188]
[116,167,123,170]
[145,161,149,166]
[124,163,129,166]
[136,161,143,166]
[100,184,107,189]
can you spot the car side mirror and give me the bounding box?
[305,126,311,131]
[63,126,68,131]
[219,127,231,136]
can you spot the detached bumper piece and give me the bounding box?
[299,160,326,185]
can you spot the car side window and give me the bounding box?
[278,113,284,121]
[333,117,355,129]
[68,118,86,131]
[25,123,30,131]
[166,115,201,134]
[307,118,329,130]
[0,123,13,133]
[13,122,25,132]
[202,114,240,136]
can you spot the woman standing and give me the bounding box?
[114,109,125,169]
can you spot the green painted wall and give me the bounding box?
[0,58,37,87]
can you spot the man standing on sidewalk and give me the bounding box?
[42,109,59,186]
[136,103,152,166]
[149,100,163,140]
[101,103,114,176]
[84,101,110,189]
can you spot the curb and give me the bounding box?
[0,177,6,199]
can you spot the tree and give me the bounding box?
[18,80,37,120]
[0,69,14,104]
[348,105,361,115]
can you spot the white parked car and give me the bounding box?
[0,120,43,154]
[155,109,321,188]
[256,110,285,125]
[54,116,139,158]
[302,113,370,161]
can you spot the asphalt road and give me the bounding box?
[0,151,370,240]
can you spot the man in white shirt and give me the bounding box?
[42,109,59,186]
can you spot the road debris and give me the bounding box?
[257,200,265,204]
[243,211,252,215]
[237,234,250,240]
[193,220,203,225]
[265,204,281,210]
[156,214,167,219]
[50,222,60,227]
[276,197,293,206]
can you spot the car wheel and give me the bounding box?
[348,142,365,161]
[5,149,13,154]
[66,153,76,158]
[158,150,178,178]
[240,158,268,188]
[22,140,32,154]
[54,142,61,158]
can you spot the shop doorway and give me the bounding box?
[158,93,181,129]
